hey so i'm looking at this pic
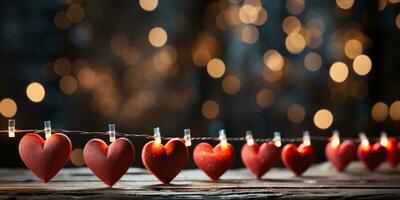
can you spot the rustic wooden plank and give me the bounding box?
[0,162,399,199]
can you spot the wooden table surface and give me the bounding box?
[0,161,399,199]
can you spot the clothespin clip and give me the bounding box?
[109,124,116,142]
[8,119,15,138]
[44,121,51,140]
[273,131,281,147]
[184,129,191,146]
[302,130,311,146]
[245,130,254,146]
[154,127,161,144]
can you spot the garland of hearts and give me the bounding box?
[3,121,400,187]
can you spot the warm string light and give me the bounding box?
[44,121,51,140]
[154,127,161,144]
[380,131,389,147]
[331,130,340,148]
[219,129,227,147]
[184,129,191,147]
[359,132,369,148]
[8,119,15,138]
[302,131,311,146]
[245,130,254,146]
[273,131,281,147]
[109,124,116,142]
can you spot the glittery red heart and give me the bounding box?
[325,140,356,172]
[193,142,234,181]
[84,138,135,187]
[19,133,72,183]
[142,139,188,184]
[281,144,314,176]
[358,142,386,171]
[241,142,279,179]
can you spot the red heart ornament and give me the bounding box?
[18,133,72,183]
[193,142,234,181]
[357,142,386,171]
[382,138,400,169]
[325,140,356,172]
[84,138,135,187]
[142,139,188,184]
[281,144,315,176]
[241,142,279,179]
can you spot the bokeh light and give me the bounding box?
[329,62,349,83]
[313,109,333,129]
[285,33,306,54]
[148,27,167,47]
[304,52,322,71]
[353,54,372,76]
[222,75,241,95]
[263,50,284,71]
[286,0,305,15]
[344,39,363,59]
[26,82,46,103]
[0,98,17,118]
[282,16,301,34]
[287,104,306,123]
[256,89,274,108]
[201,100,220,119]
[139,0,158,11]
[54,57,71,76]
[207,58,226,78]
[60,75,78,95]
[371,102,388,122]
[336,0,355,10]
[70,148,85,166]
[389,101,400,121]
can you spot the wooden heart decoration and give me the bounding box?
[357,142,386,171]
[193,142,234,181]
[383,138,400,169]
[241,142,279,179]
[142,139,188,184]
[325,140,356,172]
[18,133,72,183]
[84,138,135,187]
[281,144,315,176]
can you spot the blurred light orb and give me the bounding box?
[389,101,400,121]
[148,27,167,47]
[78,67,96,90]
[253,8,268,26]
[287,104,305,123]
[285,33,306,54]
[207,58,226,78]
[396,14,400,29]
[222,75,241,95]
[371,102,388,122]
[239,25,259,44]
[286,0,305,15]
[54,11,71,30]
[139,0,158,11]
[282,16,301,34]
[256,89,274,108]
[336,0,355,9]
[67,4,85,23]
[313,109,333,129]
[70,148,85,166]
[26,82,46,103]
[344,39,363,59]
[329,62,349,83]
[263,50,284,71]
[238,4,259,24]
[60,75,78,95]
[353,54,372,76]
[193,49,211,66]
[201,100,220,119]
[0,98,17,118]
[54,57,71,76]
[304,52,322,71]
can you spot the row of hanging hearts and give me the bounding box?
[18,132,400,187]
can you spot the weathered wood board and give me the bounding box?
[0,162,399,199]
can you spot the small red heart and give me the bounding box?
[18,133,72,183]
[193,142,234,181]
[383,138,400,169]
[84,138,135,187]
[241,142,279,179]
[357,142,386,171]
[142,139,188,184]
[281,144,314,176]
[325,140,356,172]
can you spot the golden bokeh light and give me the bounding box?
[336,0,355,9]
[67,4,85,23]
[287,104,305,123]
[139,0,158,11]
[344,39,363,59]
[207,58,226,78]
[54,57,71,76]
[256,89,274,108]
[121,47,141,66]
[77,67,96,90]
[26,82,46,103]
[304,52,322,71]
[389,101,400,121]
[286,0,305,15]
[60,75,78,95]
[353,54,372,76]
[371,102,388,122]
[263,50,284,71]
[239,25,259,44]
[313,109,333,129]
[238,4,260,24]
[396,14,400,29]
[70,148,85,166]
[193,49,211,66]
[253,8,268,26]
[222,75,241,95]
[201,100,220,119]
[0,98,17,118]
[329,62,349,83]
[148,27,167,47]
[285,33,306,54]
[282,16,301,34]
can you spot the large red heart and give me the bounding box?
[281,144,314,176]
[325,140,356,172]
[142,139,188,184]
[193,142,234,181]
[241,142,279,179]
[383,138,400,169]
[357,142,386,171]
[84,138,135,187]
[18,133,72,183]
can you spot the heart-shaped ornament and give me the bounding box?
[193,142,234,181]
[281,144,314,176]
[19,133,72,183]
[84,138,135,187]
[325,140,356,172]
[142,139,188,184]
[357,142,386,171]
[383,138,400,169]
[241,142,279,179]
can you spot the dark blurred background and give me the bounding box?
[0,0,399,168]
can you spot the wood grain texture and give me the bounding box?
[0,162,399,199]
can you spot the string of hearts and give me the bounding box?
[3,120,400,187]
